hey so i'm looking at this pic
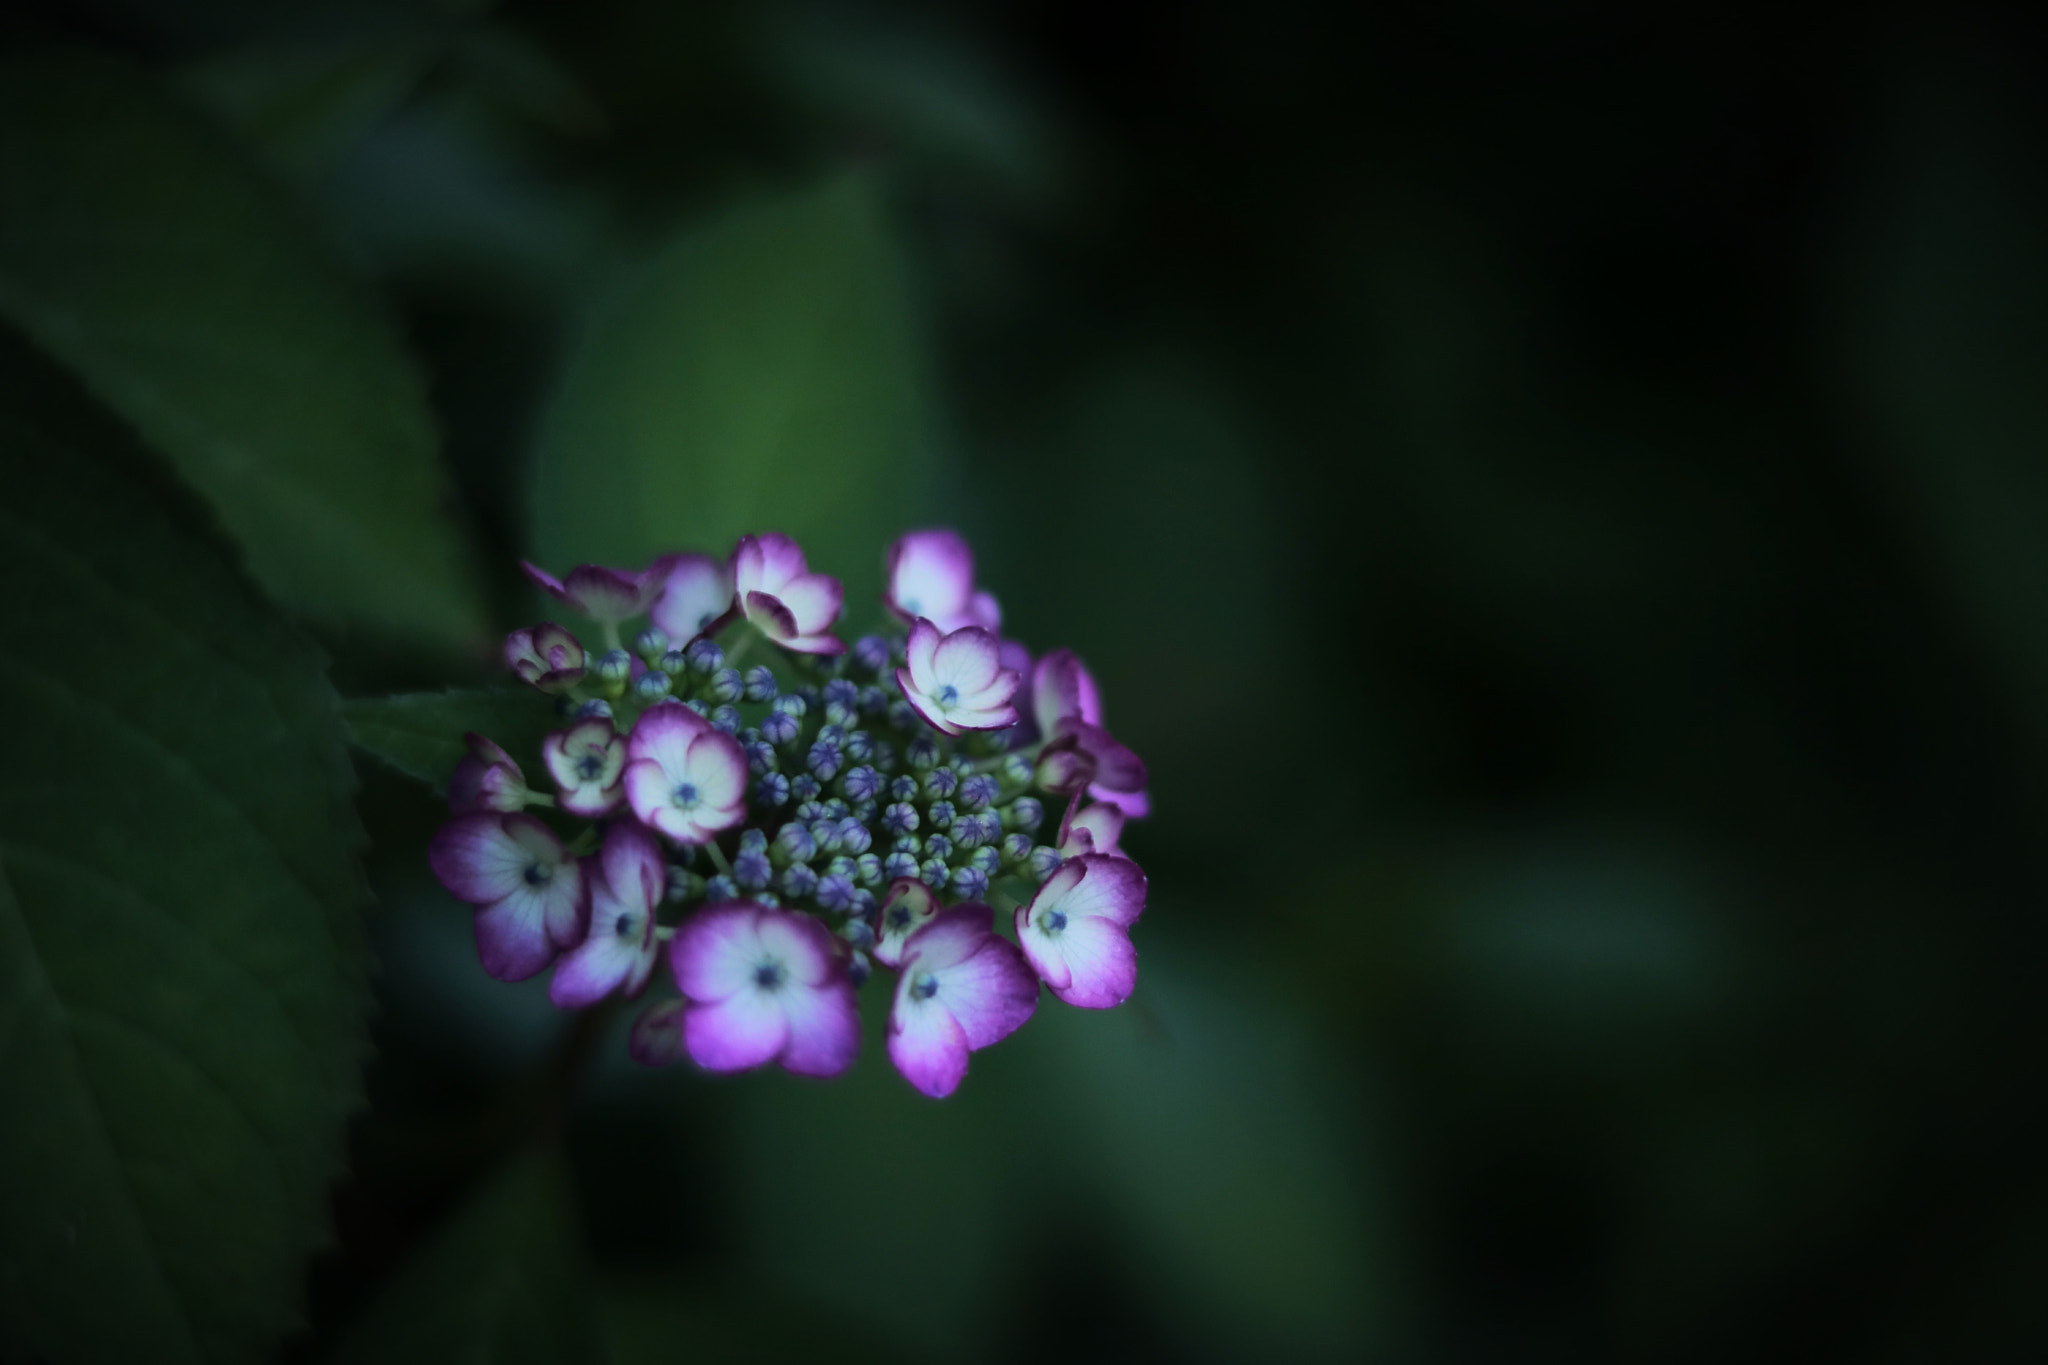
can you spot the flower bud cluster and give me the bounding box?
[428,529,1150,1098]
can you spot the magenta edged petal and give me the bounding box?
[685,991,790,1073]
[629,1001,686,1066]
[549,923,638,1007]
[520,560,569,598]
[563,564,655,622]
[1062,852,1148,928]
[904,617,942,683]
[886,529,975,623]
[776,630,848,657]
[776,973,861,1077]
[649,552,736,642]
[901,905,1038,1052]
[734,532,810,592]
[601,820,666,910]
[775,573,844,636]
[888,995,970,1098]
[754,909,841,988]
[1089,785,1151,819]
[873,878,939,968]
[629,696,714,758]
[1046,915,1138,1008]
[1059,718,1148,792]
[430,812,546,904]
[966,590,1002,633]
[670,903,764,1001]
[931,625,1003,689]
[622,758,677,833]
[474,896,558,981]
[743,590,800,641]
[1014,901,1073,992]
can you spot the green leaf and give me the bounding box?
[343,689,561,789]
[530,170,935,616]
[0,339,372,1363]
[0,49,488,649]
[330,1149,605,1365]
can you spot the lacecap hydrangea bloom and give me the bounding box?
[430,528,1151,1097]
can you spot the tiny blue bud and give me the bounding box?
[853,635,891,673]
[950,865,989,900]
[733,850,773,891]
[836,818,872,856]
[848,887,877,918]
[967,846,1001,876]
[822,797,850,818]
[811,819,843,854]
[843,729,876,763]
[824,679,860,708]
[920,857,951,887]
[796,685,823,709]
[1027,846,1063,881]
[923,768,960,800]
[816,875,856,913]
[703,873,739,902]
[1000,753,1035,787]
[847,949,873,988]
[924,833,954,862]
[761,710,800,747]
[824,700,855,728]
[807,740,843,781]
[838,914,875,949]
[775,822,817,864]
[1004,797,1045,834]
[957,774,1000,812]
[754,892,781,907]
[889,775,920,802]
[858,685,889,716]
[742,665,779,703]
[632,626,670,662]
[840,765,880,803]
[752,772,791,807]
[739,828,769,853]
[595,649,633,686]
[789,773,821,802]
[855,852,883,886]
[710,704,742,734]
[683,698,710,716]
[633,670,673,701]
[951,812,991,849]
[665,866,701,903]
[849,799,878,823]
[684,638,723,675]
[816,723,847,746]
[794,800,829,822]
[572,698,613,721]
[1000,832,1034,867]
[741,725,762,743]
[708,668,744,704]
[926,800,957,831]
[745,739,778,774]
[658,648,689,677]
[772,692,808,719]
[888,699,920,732]
[825,855,858,880]
[882,802,919,835]
[780,864,819,899]
[884,850,921,880]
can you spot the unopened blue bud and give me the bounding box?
[838,914,875,949]
[847,949,873,988]
[739,828,769,854]
[666,866,701,903]
[761,710,800,747]
[825,855,858,880]
[773,693,808,719]
[754,892,781,908]
[1004,797,1045,834]
[888,699,920,731]
[745,739,778,775]
[1000,754,1034,788]
[633,670,673,701]
[1000,832,1034,867]
[796,685,823,709]
[824,701,855,728]
[775,822,817,864]
[926,800,957,832]
[967,846,1001,876]
[1027,846,1063,881]
[888,775,920,802]
[957,774,999,811]
[836,818,872,856]
[807,740,843,781]
[710,704,741,734]
[789,773,821,803]
[950,866,989,900]
[822,797,850,818]
[923,833,954,862]
[841,765,880,803]
[884,850,921,880]
[633,627,670,663]
[684,698,710,716]
[703,873,739,902]
[882,802,919,835]
[858,685,889,716]
[923,768,960,800]
[658,648,689,677]
[816,875,856,913]
[849,799,878,823]
[684,638,723,676]
[709,668,744,704]
[741,725,762,744]
[794,800,829,823]
[848,887,877,918]
[780,864,819,899]
[733,850,773,890]
[572,698,614,721]
[811,819,842,854]
[920,857,950,886]
[815,723,846,747]
[951,813,992,849]
[824,679,859,708]
[855,852,883,886]
[853,635,891,673]
[843,730,876,763]
[595,649,633,687]
[752,772,791,807]
[742,665,779,703]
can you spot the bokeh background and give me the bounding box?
[8,0,2048,1360]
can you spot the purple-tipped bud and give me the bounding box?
[951,812,992,849]
[858,685,889,717]
[884,850,921,880]
[849,887,877,917]
[629,1000,686,1066]
[950,866,990,900]
[571,698,614,722]
[836,818,873,856]
[855,852,883,886]
[887,699,920,731]
[906,737,940,772]
[882,802,919,835]
[708,668,744,704]
[999,753,1034,787]
[775,822,818,864]
[796,684,823,709]
[684,638,724,676]
[752,772,791,808]
[666,866,702,903]
[923,833,954,862]
[506,623,587,693]
[773,692,808,719]
[919,857,950,886]
[848,949,874,988]
[658,648,689,678]
[744,739,778,774]
[853,635,892,673]
[739,828,769,853]
[710,705,741,734]
[1000,832,1035,867]
[733,850,773,890]
[1004,797,1045,833]
[843,730,876,763]
[839,915,876,950]
[632,626,670,663]
[841,765,881,803]
[923,768,960,801]
[888,775,920,802]
[821,796,850,817]
[1026,846,1062,881]
[824,854,858,879]
[633,670,673,702]
[704,873,740,902]
[1033,740,1097,796]
[926,800,957,832]
[760,709,800,748]
[824,679,859,709]
[957,774,999,812]
[817,875,856,913]
[683,698,710,716]
[824,701,855,728]
[795,799,828,823]
[780,863,819,899]
[788,773,821,803]
[594,649,634,691]
[742,666,779,702]
[807,740,843,781]
[967,846,1001,876]
[893,835,922,857]
[811,818,842,854]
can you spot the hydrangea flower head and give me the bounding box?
[423,526,1157,1097]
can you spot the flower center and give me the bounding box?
[887,906,912,928]
[614,912,635,938]
[935,684,959,708]
[1042,908,1067,934]
[753,960,785,990]
[523,862,552,887]
[672,781,699,809]
[910,971,939,1001]
[577,753,604,781]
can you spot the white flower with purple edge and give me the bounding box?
[1015,853,1147,1009]
[669,902,860,1076]
[896,618,1022,736]
[649,552,736,645]
[551,819,665,1008]
[543,717,625,818]
[871,876,940,968]
[885,529,1002,634]
[1057,794,1126,859]
[429,811,588,981]
[522,559,664,625]
[733,532,845,656]
[623,703,749,844]
[505,623,587,693]
[447,732,529,814]
[1031,648,1150,810]
[887,904,1039,1098]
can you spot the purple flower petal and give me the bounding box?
[625,704,747,843]
[474,894,560,982]
[1014,854,1146,1008]
[887,904,1038,1097]
[649,552,737,643]
[448,733,528,814]
[504,623,587,693]
[686,988,792,1072]
[1030,648,1103,735]
[888,995,969,1097]
[898,620,1022,735]
[1088,785,1152,819]
[733,532,810,595]
[629,1000,686,1066]
[1058,796,1126,858]
[775,573,844,637]
[742,589,800,641]
[872,876,939,968]
[669,902,860,1076]
[429,811,560,905]
[1056,718,1148,793]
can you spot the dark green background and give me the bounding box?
[5,0,2047,1360]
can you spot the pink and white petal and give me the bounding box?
[628,697,714,766]
[563,564,654,621]
[474,895,558,981]
[897,679,962,736]
[684,990,791,1073]
[1061,799,1126,858]
[743,590,800,641]
[1088,785,1151,819]
[541,860,589,948]
[898,904,995,973]
[601,820,666,912]
[622,935,661,997]
[429,813,547,904]
[753,908,841,987]
[966,590,1002,633]
[1057,853,1148,928]
[558,782,623,819]
[1059,718,1149,792]
[941,702,1019,733]
[681,730,750,809]
[628,1000,686,1066]
[1014,901,1074,992]
[1045,914,1138,1009]
[775,573,844,636]
[776,978,862,1077]
[904,617,942,688]
[931,626,1003,691]
[778,630,848,656]
[649,552,736,642]
[887,530,975,623]
[622,758,678,835]
[873,878,939,968]
[549,916,641,1007]
[945,936,1040,1050]
[735,532,808,595]
[887,990,970,1098]
[670,903,765,1002]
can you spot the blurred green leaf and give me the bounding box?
[0,341,372,1363]
[181,37,435,178]
[530,170,935,614]
[330,1148,604,1365]
[0,50,489,649]
[343,689,559,789]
